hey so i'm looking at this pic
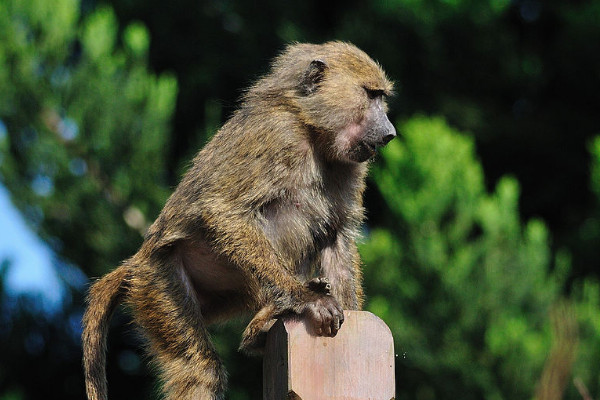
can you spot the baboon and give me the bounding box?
[82,41,395,400]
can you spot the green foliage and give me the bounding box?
[570,280,600,397]
[568,136,600,397]
[0,1,178,398]
[2,0,600,399]
[361,116,599,399]
[0,0,177,275]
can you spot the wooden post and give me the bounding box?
[263,311,395,400]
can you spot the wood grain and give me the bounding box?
[263,311,395,400]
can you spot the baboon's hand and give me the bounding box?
[301,279,344,337]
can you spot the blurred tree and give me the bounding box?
[0,258,87,400]
[0,0,177,277]
[0,0,175,398]
[360,116,598,399]
[567,136,600,398]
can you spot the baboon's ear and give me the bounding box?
[301,59,328,95]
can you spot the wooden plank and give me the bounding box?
[263,311,395,400]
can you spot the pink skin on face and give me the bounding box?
[334,116,367,161]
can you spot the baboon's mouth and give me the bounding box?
[349,141,377,162]
[362,141,378,154]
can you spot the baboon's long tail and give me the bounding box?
[82,264,129,400]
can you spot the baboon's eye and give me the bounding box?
[364,87,385,100]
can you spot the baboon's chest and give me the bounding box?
[259,187,350,262]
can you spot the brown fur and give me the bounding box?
[82,41,395,400]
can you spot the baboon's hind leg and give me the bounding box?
[129,262,226,400]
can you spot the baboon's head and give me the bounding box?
[269,41,396,163]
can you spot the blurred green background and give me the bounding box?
[1,0,599,399]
